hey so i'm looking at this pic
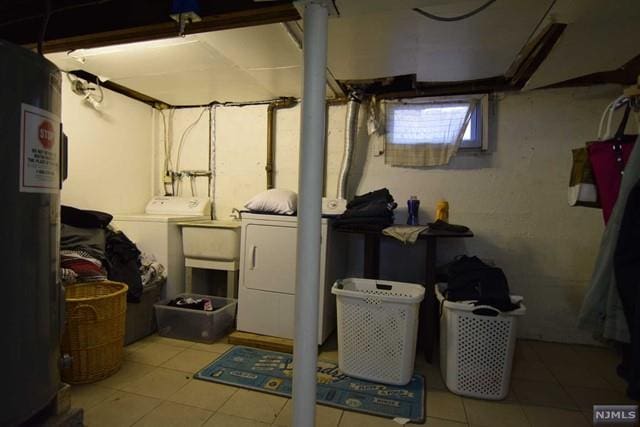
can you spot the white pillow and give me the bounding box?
[244,189,297,215]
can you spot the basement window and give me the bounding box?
[383,95,488,167]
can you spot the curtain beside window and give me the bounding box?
[383,100,477,167]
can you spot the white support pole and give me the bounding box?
[292,1,329,427]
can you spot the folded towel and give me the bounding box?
[382,225,429,244]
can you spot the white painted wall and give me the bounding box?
[153,85,628,344]
[152,103,346,219]
[151,107,212,203]
[61,77,153,213]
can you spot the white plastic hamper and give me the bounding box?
[436,283,526,400]
[331,278,425,385]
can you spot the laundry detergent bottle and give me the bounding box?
[407,196,420,225]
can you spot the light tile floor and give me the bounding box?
[70,333,639,427]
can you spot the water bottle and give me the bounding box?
[407,196,420,225]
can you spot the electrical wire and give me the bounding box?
[37,0,51,55]
[159,109,173,174]
[175,106,210,172]
[413,0,497,22]
[190,175,197,196]
[209,106,217,219]
[94,78,104,102]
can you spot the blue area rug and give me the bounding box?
[194,346,425,422]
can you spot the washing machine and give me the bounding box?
[112,196,211,299]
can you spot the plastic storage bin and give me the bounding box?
[331,278,425,385]
[154,293,237,343]
[436,283,526,400]
[125,279,164,345]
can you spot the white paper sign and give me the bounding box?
[20,103,60,193]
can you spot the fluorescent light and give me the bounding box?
[68,36,198,59]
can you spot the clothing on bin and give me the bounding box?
[106,230,143,303]
[614,179,640,400]
[168,296,214,311]
[60,249,108,283]
[61,205,113,229]
[442,255,519,312]
[61,224,107,262]
[139,253,167,288]
[60,268,78,284]
[334,188,396,230]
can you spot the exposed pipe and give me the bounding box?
[292,1,330,426]
[266,97,297,189]
[337,93,361,200]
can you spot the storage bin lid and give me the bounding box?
[332,278,425,304]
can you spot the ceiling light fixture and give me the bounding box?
[68,74,104,110]
[66,36,198,60]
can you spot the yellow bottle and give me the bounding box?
[435,200,449,222]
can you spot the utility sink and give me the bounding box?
[179,220,241,262]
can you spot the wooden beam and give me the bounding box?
[68,70,167,106]
[382,76,511,99]
[343,74,511,99]
[508,23,566,88]
[545,54,640,89]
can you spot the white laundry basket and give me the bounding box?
[436,283,526,400]
[331,278,425,385]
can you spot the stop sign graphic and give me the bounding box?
[38,120,55,149]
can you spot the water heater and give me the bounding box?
[0,41,64,425]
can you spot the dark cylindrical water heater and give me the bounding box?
[0,41,64,425]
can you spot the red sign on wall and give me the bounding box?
[38,120,55,149]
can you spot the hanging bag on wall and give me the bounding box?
[568,147,599,208]
[588,102,637,223]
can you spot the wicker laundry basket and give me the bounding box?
[61,281,128,384]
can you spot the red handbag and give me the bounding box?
[587,103,637,223]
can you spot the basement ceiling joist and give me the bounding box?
[0,0,299,54]
[25,0,640,105]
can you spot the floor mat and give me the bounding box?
[194,345,425,422]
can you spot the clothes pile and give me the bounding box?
[439,255,519,312]
[60,205,165,303]
[60,208,111,284]
[168,296,216,311]
[333,188,397,231]
[140,253,166,288]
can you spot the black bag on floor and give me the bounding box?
[445,256,518,312]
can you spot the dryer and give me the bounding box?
[237,213,346,344]
[112,196,211,299]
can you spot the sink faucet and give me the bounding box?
[230,208,242,220]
